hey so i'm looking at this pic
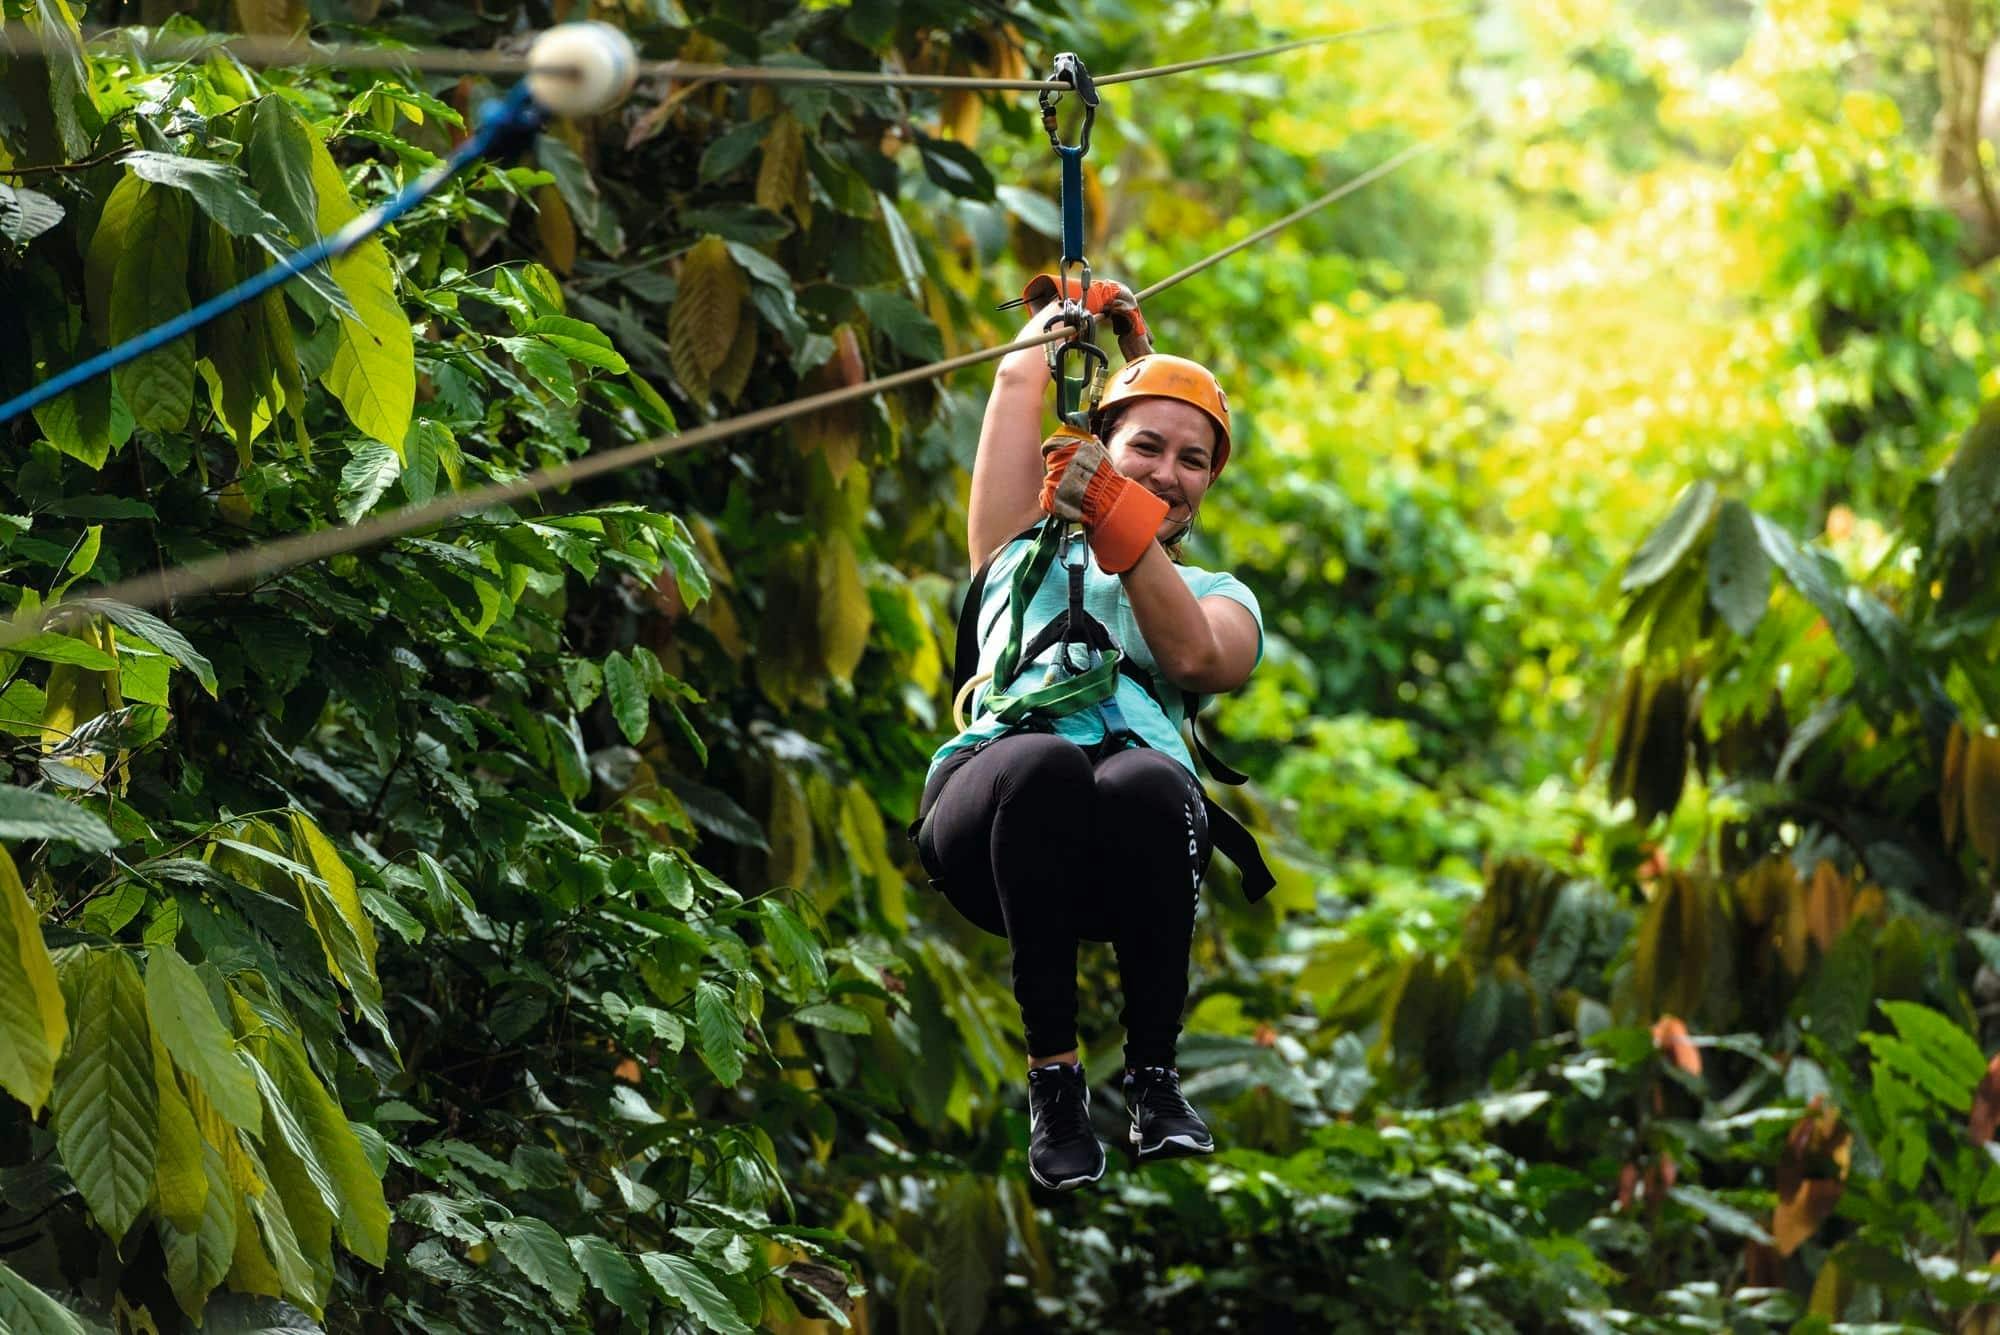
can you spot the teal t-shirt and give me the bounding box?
[930,530,1264,781]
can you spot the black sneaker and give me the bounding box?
[1026,1062,1106,1191]
[1123,1065,1215,1160]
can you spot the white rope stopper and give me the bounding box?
[526,22,638,116]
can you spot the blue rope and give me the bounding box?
[1057,144,1085,265]
[0,81,545,429]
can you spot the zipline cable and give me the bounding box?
[1,9,1475,93]
[0,118,1473,644]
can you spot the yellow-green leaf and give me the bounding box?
[0,845,66,1115]
[51,948,157,1239]
[146,947,261,1133]
[159,1143,237,1319]
[152,1030,208,1231]
[84,164,148,349]
[297,112,413,452]
[815,537,871,685]
[287,812,393,1052]
[258,1027,388,1266]
[109,183,195,432]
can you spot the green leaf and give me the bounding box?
[122,150,288,240]
[85,172,146,347]
[1878,1001,1987,1096]
[571,1235,653,1323]
[45,704,170,759]
[0,845,66,1115]
[914,136,996,201]
[1622,480,1717,593]
[254,1028,388,1265]
[788,1002,872,1035]
[200,1295,325,1334]
[159,1143,236,1319]
[152,1030,208,1232]
[0,184,64,245]
[9,631,116,670]
[286,813,392,1052]
[855,289,942,361]
[694,980,745,1087]
[0,1259,90,1334]
[649,851,694,911]
[145,947,261,1133]
[1939,403,2000,548]
[337,442,402,523]
[525,315,629,373]
[603,651,649,745]
[536,135,623,255]
[0,786,116,851]
[640,1251,755,1335]
[1668,1184,1772,1244]
[109,182,195,431]
[292,105,414,451]
[760,901,826,997]
[51,948,157,1239]
[995,185,1062,241]
[71,599,219,695]
[490,1217,583,1313]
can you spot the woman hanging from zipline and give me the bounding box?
[909,276,1272,1192]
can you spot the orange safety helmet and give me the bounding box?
[1092,354,1233,477]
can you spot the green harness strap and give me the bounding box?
[978,520,1126,728]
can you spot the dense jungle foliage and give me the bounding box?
[2,0,2000,1329]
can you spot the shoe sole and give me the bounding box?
[1028,1155,1105,1191]
[1129,1126,1215,1161]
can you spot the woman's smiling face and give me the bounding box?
[1103,397,1220,542]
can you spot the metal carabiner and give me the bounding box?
[1037,52,1099,155]
[1048,331,1109,428]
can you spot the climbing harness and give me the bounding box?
[944,54,1272,897]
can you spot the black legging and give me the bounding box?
[914,732,1213,1068]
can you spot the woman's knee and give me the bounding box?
[1095,747,1198,817]
[985,732,1094,805]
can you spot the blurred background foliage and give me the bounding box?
[4,0,2000,1329]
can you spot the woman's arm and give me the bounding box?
[967,313,1062,565]
[1119,543,1260,694]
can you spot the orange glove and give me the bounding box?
[1039,425,1168,574]
[1016,274,1153,362]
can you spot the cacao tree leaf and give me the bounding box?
[1964,730,2000,865]
[284,103,412,451]
[109,183,195,431]
[201,1294,325,1334]
[51,948,157,1239]
[159,1143,236,1318]
[756,114,809,227]
[146,947,261,1133]
[603,651,649,745]
[0,785,116,851]
[668,237,745,401]
[1938,402,2000,548]
[571,1234,652,1322]
[1622,481,1716,593]
[70,599,218,695]
[1706,498,1771,637]
[490,1217,583,1312]
[694,980,744,1087]
[759,901,826,998]
[0,1259,91,1334]
[0,845,66,1115]
[152,1030,208,1231]
[0,184,64,244]
[640,1251,755,1335]
[123,150,288,240]
[337,442,402,524]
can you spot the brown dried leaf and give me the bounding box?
[1774,1179,1843,1257]
[1805,861,1851,952]
[667,236,744,402]
[1945,722,1969,848]
[756,113,809,228]
[1969,1053,2000,1145]
[1651,1014,1702,1076]
[1966,731,2000,865]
